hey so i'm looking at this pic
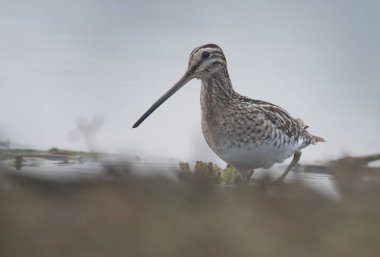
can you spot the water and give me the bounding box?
[0,156,339,198]
[1,159,104,182]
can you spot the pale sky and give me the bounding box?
[0,0,379,165]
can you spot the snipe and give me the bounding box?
[133,44,324,182]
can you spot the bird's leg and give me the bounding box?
[274,151,302,183]
[246,169,255,183]
[237,169,254,184]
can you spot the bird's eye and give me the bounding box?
[202,51,210,59]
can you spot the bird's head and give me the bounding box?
[132,43,226,128]
[187,44,227,80]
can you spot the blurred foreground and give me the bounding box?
[1,156,380,257]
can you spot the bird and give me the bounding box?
[133,44,325,182]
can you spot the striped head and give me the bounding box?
[132,44,227,128]
[188,44,227,79]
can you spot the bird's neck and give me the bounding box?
[200,68,239,125]
[201,68,238,103]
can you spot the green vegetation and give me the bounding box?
[179,161,242,185]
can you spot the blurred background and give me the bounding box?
[0,0,379,165]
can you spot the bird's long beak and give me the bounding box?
[132,71,193,128]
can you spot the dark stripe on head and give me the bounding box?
[190,43,223,60]
[200,44,222,50]
[211,52,226,62]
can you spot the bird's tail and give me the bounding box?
[302,131,325,147]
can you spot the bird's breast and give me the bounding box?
[199,79,303,170]
[200,99,303,170]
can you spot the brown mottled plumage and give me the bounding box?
[133,44,325,182]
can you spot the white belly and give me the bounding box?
[214,140,303,171]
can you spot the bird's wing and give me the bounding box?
[240,97,306,139]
